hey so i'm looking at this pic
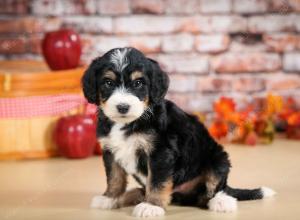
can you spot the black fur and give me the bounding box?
[82,47,266,209]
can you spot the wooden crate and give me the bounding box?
[0,60,86,160]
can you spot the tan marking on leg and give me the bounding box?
[173,175,205,194]
[197,171,220,207]
[117,188,145,208]
[146,179,173,208]
[104,162,127,198]
[205,172,220,198]
[130,71,143,80]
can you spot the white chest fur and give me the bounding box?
[100,123,153,175]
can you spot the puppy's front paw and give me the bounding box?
[132,202,165,218]
[90,195,117,209]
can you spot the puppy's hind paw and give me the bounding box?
[90,195,118,209]
[132,202,165,218]
[208,191,237,213]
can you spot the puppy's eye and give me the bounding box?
[104,79,115,88]
[133,79,143,89]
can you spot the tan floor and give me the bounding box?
[0,139,299,220]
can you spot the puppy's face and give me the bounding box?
[82,47,169,124]
[99,67,149,124]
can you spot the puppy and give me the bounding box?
[82,47,275,217]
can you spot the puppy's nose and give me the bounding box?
[116,103,130,114]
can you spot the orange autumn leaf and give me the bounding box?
[214,97,235,119]
[209,120,228,139]
[265,94,283,116]
[228,112,248,125]
[279,108,295,121]
[287,112,300,126]
[279,97,297,120]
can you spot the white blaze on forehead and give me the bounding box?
[110,48,131,72]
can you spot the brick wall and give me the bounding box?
[1,0,300,112]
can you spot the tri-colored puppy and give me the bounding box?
[82,47,275,218]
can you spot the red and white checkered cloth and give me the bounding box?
[0,94,97,118]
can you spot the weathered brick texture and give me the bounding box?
[0,0,29,14]
[131,0,165,14]
[263,34,300,52]
[195,34,230,53]
[283,53,300,72]
[0,0,299,112]
[200,0,231,13]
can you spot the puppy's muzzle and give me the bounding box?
[116,103,130,114]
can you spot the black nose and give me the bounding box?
[116,103,130,114]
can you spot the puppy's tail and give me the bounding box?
[224,185,276,201]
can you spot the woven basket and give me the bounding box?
[0,60,86,160]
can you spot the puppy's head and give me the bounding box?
[82,47,169,123]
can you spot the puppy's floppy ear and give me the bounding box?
[81,57,102,105]
[147,58,169,104]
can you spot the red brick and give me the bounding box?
[166,93,216,112]
[165,0,200,14]
[182,16,246,33]
[268,0,300,12]
[230,40,268,52]
[179,16,211,33]
[263,33,299,52]
[0,37,27,54]
[131,0,165,14]
[295,15,300,32]
[97,0,130,15]
[168,75,198,92]
[165,93,188,109]
[200,0,231,13]
[114,16,180,34]
[197,76,232,92]
[157,54,209,74]
[81,35,161,63]
[0,0,29,14]
[80,35,94,56]
[0,17,61,34]
[28,35,42,54]
[129,36,161,53]
[162,34,194,52]
[210,15,247,33]
[42,17,63,32]
[195,34,230,53]
[91,36,129,53]
[266,74,300,90]
[62,16,112,34]
[31,0,96,15]
[114,15,247,34]
[185,94,216,112]
[283,52,300,72]
[0,54,42,61]
[232,77,265,92]
[212,53,282,73]
[233,0,268,14]
[89,35,162,53]
[248,14,296,33]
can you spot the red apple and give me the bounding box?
[53,114,97,159]
[42,29,81,70]
[94,142,102,155]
